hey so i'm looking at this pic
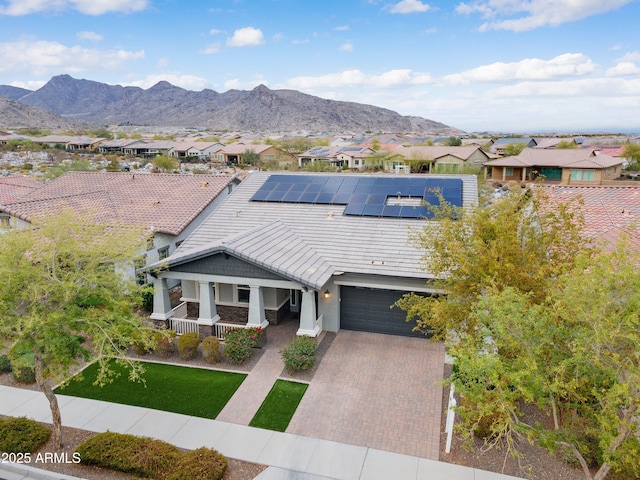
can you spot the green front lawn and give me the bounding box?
[249,380,308,432]
[56,360,246,419]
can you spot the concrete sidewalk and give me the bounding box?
[0,385,524,480]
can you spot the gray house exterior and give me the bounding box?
[149,172,478,338]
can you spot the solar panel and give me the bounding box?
[249,175,464,218]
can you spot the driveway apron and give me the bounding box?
[286,330,444,460]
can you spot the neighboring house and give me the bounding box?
[147,172,478,339]
[211,143,291,166]
[98,138,141,153]
[122,140,176,157]
[483,148,623,184]
[297,146,374,169]
[0,172,241,283]
[65,137,106,151]
[169,142,225,161]
[392,146,491,173]
[490,137,537,155]
[543,185,640,250]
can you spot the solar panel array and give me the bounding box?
[250,175,463,219]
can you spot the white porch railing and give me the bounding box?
[168,317,199,335]
[166,302,197,335]
[315,314,323,333]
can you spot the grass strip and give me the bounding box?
[55,360,246,419]
[249,379,308,432]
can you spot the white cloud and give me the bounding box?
[0,0,148,15]
[339,42,353,52]
[10,79,46,90]
[285,69,432,90]
[0,40,144,76]
[607,62,640,77]
[334,25,350,31]
[490,77,640,98]
[292,38,309,45]
[390,0,431,14]
[455,0,634,32]
[226,27,265,47]
[441,53,595,85]
[76,31,103,41]
[617,52,640,63]
[127,74,209,91]
[199,43,221,55]
[272,32,286,41]
[209,29,223,35]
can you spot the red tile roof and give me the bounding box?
[0,176,43,204]
[1,172,236,235]
[543,185,640,249]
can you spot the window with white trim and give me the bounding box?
[237,284,250,303]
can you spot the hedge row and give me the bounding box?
[76,431,227,480]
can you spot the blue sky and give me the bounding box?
[0,0,639,133]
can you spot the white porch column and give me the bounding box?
[502,167,507,181]
[247,285,269,329]
[297,289,320,337]
[150,277,172,320]
[197,281,219,326]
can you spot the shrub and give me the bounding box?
[223,329,254,365]
[201,336,221,364]
[0,417,51,453]
[280,335,316,373]
[152,330,176,359]
[0,354,11,373]
[165,447,227,480]
[177,332,200,360]
[246,327,264,348]
[12,364,36,384]
[76,431,180,478]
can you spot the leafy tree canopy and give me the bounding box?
[398,189,640,479]
[502,142,527,156]
[0,211,155,450]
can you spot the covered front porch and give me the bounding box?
[150,275,325,340]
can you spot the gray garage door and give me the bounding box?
[339,286,428,337]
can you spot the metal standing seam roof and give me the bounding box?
[161,172,478,285]
[0,171,237,235]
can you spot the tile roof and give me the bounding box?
[0,172,236,236]
[484,148,622,169]
[393,145,488,162]
[543,185,640,249]
[161,172,478,288]
[0,176,42,204]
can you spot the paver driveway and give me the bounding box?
[286,330,445,460]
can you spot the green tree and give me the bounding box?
[151,154,179,172]
[241,149,261,167]
[45,158,95,179]
[622,142,640,168]
[274,137,313,158]
[556,139,578,149]
[446,136,462,146]
[370,137,381,151]
[502,142,527,156]
[398,189,639,479]
[0,211,155,450]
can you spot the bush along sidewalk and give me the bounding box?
[76,431,227,480]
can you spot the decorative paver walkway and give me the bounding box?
[216,318,300,424]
